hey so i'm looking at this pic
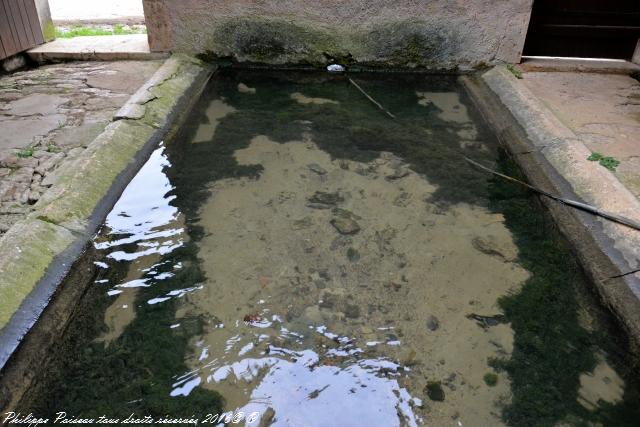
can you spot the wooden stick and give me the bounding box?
[348,77,396,119]
[464,156,640,232]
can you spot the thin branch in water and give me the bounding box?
[348,77,396,119]
[464,156,640,232]
[606,268,640,281]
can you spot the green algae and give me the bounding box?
[483,372,498,387]
[210,17,336,65]
[17,242,224,422]
[174,69,496,206]
[168,73,640,424]
[425,381,445,401]
[14,70,640,426]
[0,219,75,329]
[487,153,640,426]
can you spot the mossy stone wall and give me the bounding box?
[143,0,533,69]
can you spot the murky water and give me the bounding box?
[15,71,640,426]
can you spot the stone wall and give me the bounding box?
[143,0,533,69]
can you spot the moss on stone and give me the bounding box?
[0,55,209,333]
[34,120,156,231]
[0,219,75,329]
[34,56,208,232]
[210,17,334,65]
[43,21,56,42]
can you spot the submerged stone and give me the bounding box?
[307,163,327,175]
[308,191,343,206]
[331,217,360,235]
[386,166,410,181]
[332,207,362,221]
[425,381,445,402]
[426,315,440,331]
[237,82,256,94]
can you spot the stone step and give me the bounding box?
[27,34,168,62]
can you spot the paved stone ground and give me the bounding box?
[0,60,161,235]
[521,71,640,200]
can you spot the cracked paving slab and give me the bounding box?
[522,72,640,199]
[0,60,162,236]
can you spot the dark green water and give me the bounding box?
[11,70,640,427]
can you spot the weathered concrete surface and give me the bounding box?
[28,34,168,62]
[520,58,640,75]
[0,55,212,355]
[521,71,640,200]
[0,60,161,234]
[464,66,640,347]
[143,0,533,68]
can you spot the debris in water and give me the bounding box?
[348,77,396,119]
[308,385,330,399]
[243,313,263,323]
[327,64,346,73]
[466,313,506,329]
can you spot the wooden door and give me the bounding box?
[0,0,44,60]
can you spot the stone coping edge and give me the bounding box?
[461,67,640,349]
[0,54,213,370]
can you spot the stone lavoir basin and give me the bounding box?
[14,70,640,426]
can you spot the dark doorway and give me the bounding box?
[523,0,640,60]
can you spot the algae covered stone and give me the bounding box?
[331,217,360,235]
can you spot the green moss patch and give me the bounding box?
[587,152,620,171]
